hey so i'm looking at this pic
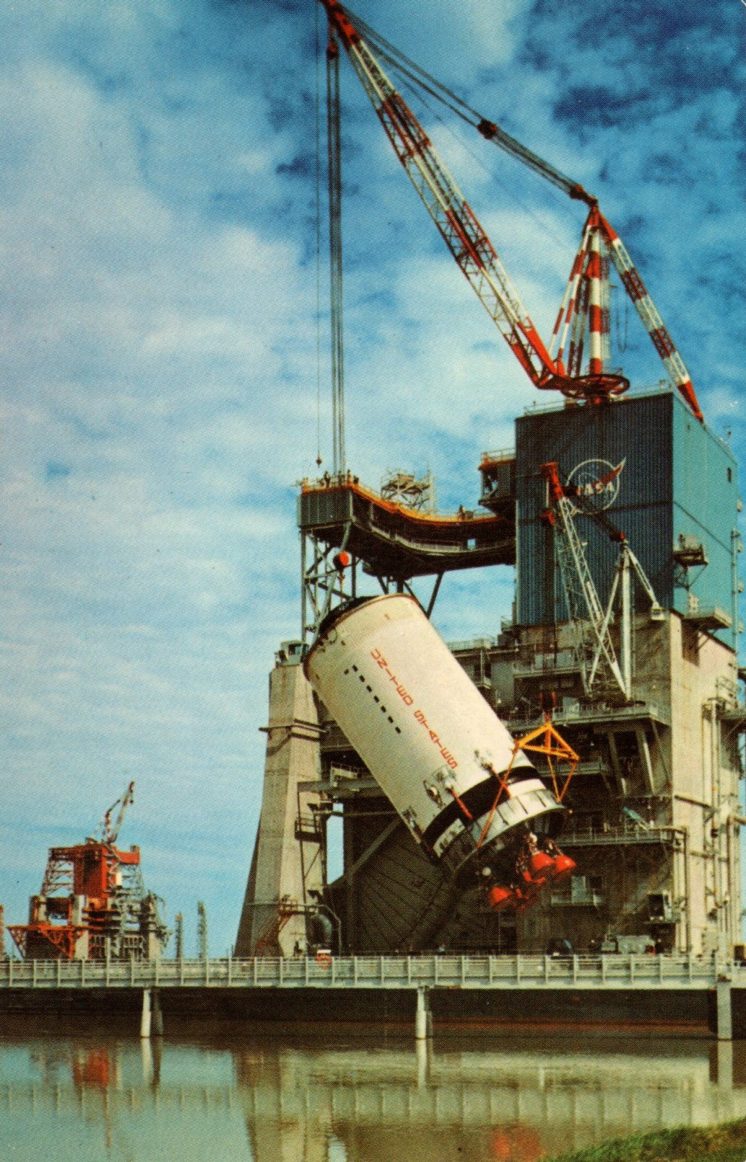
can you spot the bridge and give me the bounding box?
[0,951,736,991]
[2,953,742,1039]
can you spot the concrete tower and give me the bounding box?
[235,644,325,957]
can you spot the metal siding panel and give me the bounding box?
[298,487,354,529]
[516,393,675,625]
[671,395,738,644]
[515,391,740,645]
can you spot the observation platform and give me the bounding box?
[298,475,515,578]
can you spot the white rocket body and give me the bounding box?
[304,593,563,879]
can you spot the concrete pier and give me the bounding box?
[415,987,432,1040]
[140,988,152,1038]
[152,988,163,1036]
[140,989,164,1038]
[717,979,733,1041]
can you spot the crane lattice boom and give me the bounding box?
[320,0,705,421]
[594,210,703,422]
[541,462,627,697]
[320,0,560,390]
[101,780,135,846]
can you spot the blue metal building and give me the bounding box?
[515,390,739,647]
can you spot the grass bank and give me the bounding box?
[548,1117,746,1162]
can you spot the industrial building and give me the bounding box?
[237,390,744,960]
[235,4,744,962]
[8,783,168,962]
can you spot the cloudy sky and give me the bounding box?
[1,0,744,956]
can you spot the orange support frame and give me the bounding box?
[476,715,579,848]
[509,716,579,803]
[8,922,87,961]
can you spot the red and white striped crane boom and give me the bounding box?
[320,0,623,403]
[320,0,704,422]
[592,209,703,421]
[476,119,702,422]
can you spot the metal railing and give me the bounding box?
[559,822,681,848]
[0,953,738,991]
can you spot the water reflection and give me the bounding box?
[2,1028,746,1162]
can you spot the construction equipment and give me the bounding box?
[8,783,168,961]
[100,780,135,845]
[540,460,664,700]
[318,0,703,420]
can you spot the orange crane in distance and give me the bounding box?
[100,779,135,846]
[318,0,704,423]
[8,779,167,962]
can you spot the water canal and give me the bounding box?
[2,1023,746,1161]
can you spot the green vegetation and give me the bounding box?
[548,1117,746,1162]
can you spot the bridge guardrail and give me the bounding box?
[0,953,738,991]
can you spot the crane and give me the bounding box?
[100,780,135,846]
[548,204,703,419]
[318,0,704,421]
[540,461,664,701]
[541,462,627,698]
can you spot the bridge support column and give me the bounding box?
[716,980,733,1041]
[415,987,432,1040]
[715,1041,734,1086]
[151,988,163,1036]
[140,988,152,1038]
[416,1037,432,1084]
[141,988,164,1038]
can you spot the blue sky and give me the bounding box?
[1,0,744,956]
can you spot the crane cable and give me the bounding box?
[344,4,596,206]
[314,1,324,468]
[326,33,346,475]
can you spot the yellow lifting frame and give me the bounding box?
[476,715,579,848]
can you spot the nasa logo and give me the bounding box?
[566,458,626,512]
